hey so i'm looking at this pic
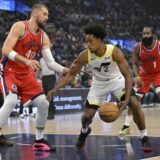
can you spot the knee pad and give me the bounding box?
[4,93,17,108]
[33,94,49,128]
[0,93,17,127]
[33,94,49,110]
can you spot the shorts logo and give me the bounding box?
[11,84,17,91]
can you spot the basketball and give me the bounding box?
[99,102,119,123]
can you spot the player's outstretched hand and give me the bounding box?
[63,67,70,74]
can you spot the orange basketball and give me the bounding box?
[99,102,120,123]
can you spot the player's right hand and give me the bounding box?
[47,88,57,102]
[25,59,41,71]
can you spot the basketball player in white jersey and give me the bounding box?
[47,24,152,152]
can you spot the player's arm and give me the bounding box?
[47,51,88,101]
[133,43,140,77]
[133,43,143,87]
[42,32,69,74]
[112,47,132,106]
[2,22,40,71]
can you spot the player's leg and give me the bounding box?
[0,74,18,146]
[32,94,55,151]
[20,73,55,151]
[109,78,132,135]
[76,84,104,149]
[153,74,160,100]
[119,108,132,135]
[128,90,152,152]
[119,74,150,136]
[76,100,98,149]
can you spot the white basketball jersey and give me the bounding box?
[88,44,123,84]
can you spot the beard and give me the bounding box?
[37,19,46,29]
[142,36,153,47]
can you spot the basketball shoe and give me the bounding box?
[141,136,153,152]
[119,125,130,135]
[0,135,14,146]
[76,127,91,149]
[32,138,56,151]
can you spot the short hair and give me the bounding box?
[31,3,48,13]
[143,26,155,34]
[84,23,106,40]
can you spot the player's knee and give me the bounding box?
[129,96,140,111]
[33,94,49,110]
[4,93,17,108]
[82,114,93,124]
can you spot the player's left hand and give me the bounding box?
[134,76,143,88]
[118,100,128,113]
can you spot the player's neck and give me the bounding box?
[95,43,106,57]
[28,19,39,34]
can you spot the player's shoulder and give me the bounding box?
[133,42,141,53]
[134,42,141,48]
[77,49,88,64]
[107,43,115,48]
[13,21,25,27]
[42,30,49,38]
[79,49,88,56]
[11,21,26,32]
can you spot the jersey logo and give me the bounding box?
[141,53,157,62]
[94,62,111,72]
[105,57,110,60]
[22,38,40,49]
[11,84,17,92]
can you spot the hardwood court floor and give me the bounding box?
[1,107,160,160]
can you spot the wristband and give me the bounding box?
[8,51,17,61]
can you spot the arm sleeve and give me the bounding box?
[41,48,64,73]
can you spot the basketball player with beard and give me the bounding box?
[119,26,160,137]
[0,3,69,151]
[47,24,152,152]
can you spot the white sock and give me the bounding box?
[36,129,44,140]
[140,129,147,139]
[124,115,133,126]
[82,127,88,133]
